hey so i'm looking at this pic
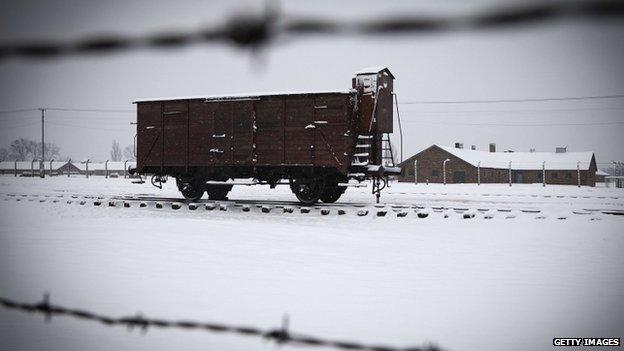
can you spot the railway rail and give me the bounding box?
[2,192,622,220]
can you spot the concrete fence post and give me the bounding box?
[542,161,546,187]
[14,160,17,177]
[413,159,417,185]
[105,160,109,179]
[85,159,90,178]
[577,161,581,188]
[443,159,450,185]
[49,159,54,176]
[508,161,512,187]
[477,161,481,185]
[124,160,128,179]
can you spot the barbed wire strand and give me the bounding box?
[0,0,623,59]
[0,293,443,351]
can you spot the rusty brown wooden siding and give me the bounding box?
[136,92,355,175]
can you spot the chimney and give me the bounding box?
[489,143,496,153]
[454,142,463,149]
[556,146,567,153]
[471,145,476,150]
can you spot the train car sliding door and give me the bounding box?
[255,99,284,165]
[284,97,314,166]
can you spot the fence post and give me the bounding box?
[14,160,17,177]
[577,161,581,187]
[542,161,545,187]
[105,160,109,179]
[85,159,90,178]
[413,159,417,185]
[68,158,71,177]
[477,161,481,185]
[508,161,512,187]
[443,159,450,185]
[31,159,37,177]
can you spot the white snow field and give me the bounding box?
[0,176,623,351]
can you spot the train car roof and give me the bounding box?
[133,90,356,103]
[354,67,394,78]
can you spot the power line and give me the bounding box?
[45,107,134,113]
[0,120,41,129]
[0,294,443,351]
[0,107,134,120]
[398,106,624,114]
[400,120,624,127]
[0,108,38,114]
[0,0,622,59]
[400,94,624,105]
[47,121,129,132]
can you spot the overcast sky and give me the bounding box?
[1,0,623,166]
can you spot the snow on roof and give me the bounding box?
[354,67,394,78]
[596,169,610,176]
[134,90,355,103]
[437,145,594,170]
[0,161,69,170]
[73,161,135,171]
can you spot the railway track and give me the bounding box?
[3,192,623,220]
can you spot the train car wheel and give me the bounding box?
[289,178,324,205]
[180,185,204,201]
[206,185,233,200]
[320,185,346,203]
[177,177,205,201]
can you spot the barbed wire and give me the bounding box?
[0,293,443,351]
[0,0,623,60]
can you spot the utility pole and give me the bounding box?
[39,108,45,178]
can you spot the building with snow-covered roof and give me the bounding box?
[398,144,598,186]
[0,160,79,176]
[0,160,136,177]
[73,161,136,177]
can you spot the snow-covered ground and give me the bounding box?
[0,176,623,351]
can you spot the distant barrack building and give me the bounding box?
[0,160,136,178]
[399,144,597,186]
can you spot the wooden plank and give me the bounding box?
[255,99,284,164]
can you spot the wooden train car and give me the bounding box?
[130,67,400,204]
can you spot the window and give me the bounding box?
[432,170,439,177]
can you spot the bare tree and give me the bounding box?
[8,138,60,160]
[123,144,136,161]
[110,140,122,161]
[9,138,30,160]
[32,142,60,160]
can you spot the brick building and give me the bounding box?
[398,144,597,186]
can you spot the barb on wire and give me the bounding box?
[0,294,443,351]
[0,0,622,60]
